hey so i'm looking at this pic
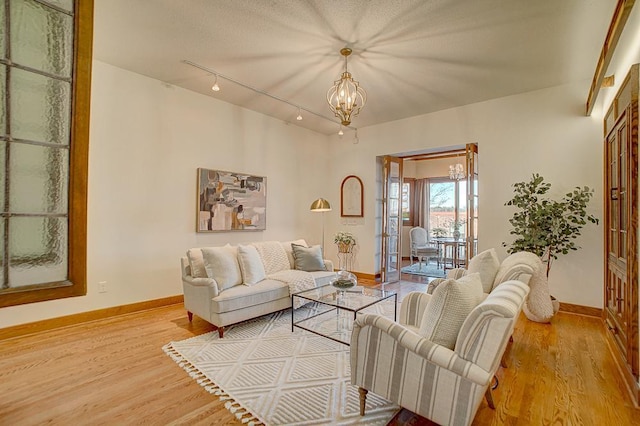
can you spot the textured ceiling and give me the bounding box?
[93,0,616,135]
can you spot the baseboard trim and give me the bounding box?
[0,295,184,341]
[558,302,602,317]
[604,326,640,408]
[352,271,377,281]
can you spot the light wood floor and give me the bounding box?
[0,279,638,425]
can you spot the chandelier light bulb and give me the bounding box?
[211,75,220,92]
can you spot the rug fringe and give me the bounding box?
[162,343,266,426]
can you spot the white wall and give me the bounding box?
[327,81,604,308]
[0,61,330,328]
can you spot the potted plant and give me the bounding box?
[503,173,599,277]
[334,231,356,253]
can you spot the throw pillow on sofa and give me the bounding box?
[419,272,484,349]
[291,244,326,272]
[237,244,266,285]
[281,239,307,269]
[467,248,500,293]
[202,245,242,291]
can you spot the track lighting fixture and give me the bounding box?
[296,108,303,121]
[211,74,220,92]
[338,125,344,136]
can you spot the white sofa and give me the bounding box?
[181,239,335,337]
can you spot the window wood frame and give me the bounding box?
[0,0,92,308]
[402,177,415,227]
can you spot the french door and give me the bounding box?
[465,143,478,262]
[381,156,402,282]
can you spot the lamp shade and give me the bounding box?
[310,198,332,212]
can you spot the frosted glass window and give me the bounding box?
[0,4,4,60]
[8,216,68,287]
[40,0,73,13]
[10,143,69,214]
[0,141,5,209]
[10,67,71,144]
[11,0,73,78]
[0,66,5,136]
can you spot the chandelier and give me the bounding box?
[327,48,367,126]
[449,163,465,180]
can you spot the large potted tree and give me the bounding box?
[503,173,598,319]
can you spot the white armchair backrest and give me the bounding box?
[455,280,529,374]
[409,226,428,248]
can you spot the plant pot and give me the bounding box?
[338,242,353,253]
[551,295,560,314]
[452,230,461,240]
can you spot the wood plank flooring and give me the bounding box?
[0,278,638,425]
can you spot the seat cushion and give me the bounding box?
[292,244,326,271]
[419,273,484,349]
[211,279,289,313]
[467,248,500,293]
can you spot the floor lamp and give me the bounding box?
[310,198,332,255]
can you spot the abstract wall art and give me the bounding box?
[197,168,267,232]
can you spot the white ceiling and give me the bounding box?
[93,0,616,135]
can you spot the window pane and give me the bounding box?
[0,4,5,60]
[10,143,68,214]
[9,216,68,287]
[0,65,5,136]
[0,141,5,209]
[40,0,74,12]
[0,218,3,288]
[402,182,410,221]
[10,67,71,144]
[429,181,455,237]
[11,0,73,78]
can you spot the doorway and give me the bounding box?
[378,143,478,282]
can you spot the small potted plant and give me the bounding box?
[334,231,356,253]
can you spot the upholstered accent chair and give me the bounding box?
[351,280,530,426]
[409,226,439,270]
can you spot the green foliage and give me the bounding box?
[334,231,356,245]
[432,227,447,238]
[502,173,598,275]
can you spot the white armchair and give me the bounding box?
[351,280,530,426]
[409,226,439,270]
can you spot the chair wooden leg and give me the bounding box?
[217,327,224,338]
[187,311,193,322]
[358,387,368,416]
[485,387,496,409]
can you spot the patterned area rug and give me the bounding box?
[401,262,445,278]
[163,306,399,425]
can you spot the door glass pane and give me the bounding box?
[0,141,5,209]
[10,143,68,214]
[40,0,74,12]
[11,0,73,78]
[429,181,455,237]
[0,4,5,60]
[10,67,71,144]
[0,65,5,136]
[0,219,3,288]
[9,216,68,287]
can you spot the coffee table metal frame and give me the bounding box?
[291,284,397,346]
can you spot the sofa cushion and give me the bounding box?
[186,248,207,278]
[292,244,326,272]
[419,272,484,350]
[467,248,500,293]
[202,245,242,291]
[492,251,537,291]
[210,279,289,313]
[252,241,291,274]
[237,244,266,285]
[281,239,307,269]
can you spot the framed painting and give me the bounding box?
[197,168,267,232]
[341,175,364,217]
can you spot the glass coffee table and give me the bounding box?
[291,284,397,345]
